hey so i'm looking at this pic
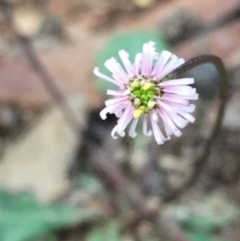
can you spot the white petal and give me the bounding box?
[100,102,125,119]
[115,110,123,118]
[105,96,128,106]
[99,107,109,120]
[134,53,142,76]
[178,110,196,123]
[111,126,118,139]
[161,95,189,105]
[168,112,188,128]
[165,102,196,113]
[143,115,152,136]
[151,110,158,122]
[117,106,133,134]
[129,118,139,138]
[163,93,198,101]
[160,78,194,86]
[163,86,196,96]
[141,41,156,77]
[152,51,172,76]
[156,54,179,80]
[157,56,185,80]
[104,58,129,84]
[158,100,177,113]
[119,50,135,77]
[159,109,182,137]
[150,113,165,145]
[94,67,122,87]
[107,90,126,96]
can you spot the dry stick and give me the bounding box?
[0,0,80,134]
[166,55,228,201]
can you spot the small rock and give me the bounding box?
[223,93,240,130]
[0,95,86,202]
[13,7,44,37]
[134,0,155,8]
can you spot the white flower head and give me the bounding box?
[94,42,198,145]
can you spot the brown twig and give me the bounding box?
[165,55,228,201]
[0,0,80,134]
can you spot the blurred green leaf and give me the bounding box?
[77,174,104,195]
[0,189,99,241]
[187,232,211,241]
[187,232,233,241]
[176,194,239,234]
[95,30,168,95]
[85,220,121,241]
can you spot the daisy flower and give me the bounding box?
[94,41,198,145]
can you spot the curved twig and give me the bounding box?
[0,0,81,134]
[164,55,229,201]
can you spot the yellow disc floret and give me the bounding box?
[126,76,162,118]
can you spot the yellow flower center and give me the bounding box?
[125,76,162,118]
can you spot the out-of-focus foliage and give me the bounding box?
[172,194,239,241]
[85,220,121,241]
[95,30,168,95]
[0,189,99,241]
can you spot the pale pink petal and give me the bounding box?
[104,58,126,84]
[100,102,126,119]
[94,67,122,87]
[141,41,156,77]
[152,51,172,76]
[158,109,182,137]
[164,102,196,113]
[158,100,177,113]
[100,107,110,120]
[115,110,123,118]
[162,119,173,137]
[163,86,196,96]
[161,94,189,105]
[178,110,196,123]
[143,115,153,136]
[116,62,130,81]
[107,90,126,96]
[119,50,135,77]
[151,110,158,122]
[129,118,139,138]
[133,53,142,76]
[150,113,165,145]
[117,106,133,134]
[163,93,198,101]
[111,126,118,139]
[108,103,126,114]
[155,54,179,80]
[160,78,194,86]
[105,96,128,106]
[167,112,188,128]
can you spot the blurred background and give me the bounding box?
[0,0,240,241]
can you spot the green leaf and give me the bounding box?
[0,189,99,241]
[85,220,121,241]
[95,30,168,95]
[186,232,233,241]
[186,232,211,241]
[175,194,239,234]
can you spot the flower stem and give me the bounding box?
[165,55,229,201]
